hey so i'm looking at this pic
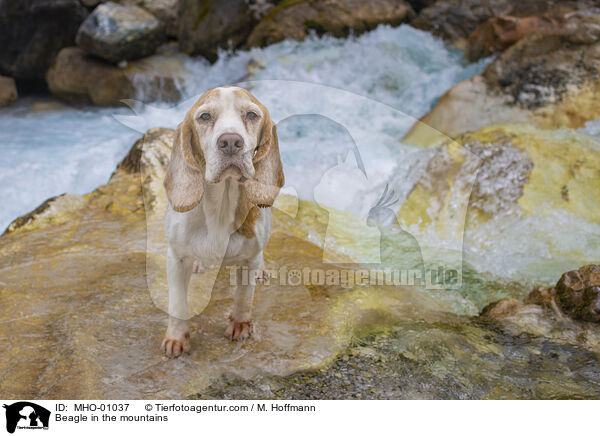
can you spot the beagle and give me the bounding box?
[161,86,284,358]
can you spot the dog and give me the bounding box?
[161,86,284,358]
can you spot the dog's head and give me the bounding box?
[164,86,283,212]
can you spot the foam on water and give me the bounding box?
[0,101,139,230]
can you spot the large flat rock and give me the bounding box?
[0,128,446,399]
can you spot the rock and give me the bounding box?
[477,294,600,354]
[479,298,524,319]
[0,76,17,106]
[411,0,508,44]
[3,193,86,235]
[482,266,600,324]
[46,46,187,105]
[410,0,593,46]
[178,0,259,61]
[122,0,179,37]
[0,0,88,80]
[464,14,561,61]
[398,124,600,232]
[555,265,600,322]
[477,265,600,361]
[247,0,416,48]
[403,15,600,145]
[85,0,180,37]
[76,1,166,63]
[0,127,452,398]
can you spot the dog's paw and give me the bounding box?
[161,331,190,358]
[225,318,253,341]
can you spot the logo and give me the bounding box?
[3,402,50,434]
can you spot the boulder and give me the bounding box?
[76,1,166,63]
[398,124,600,232]
[83,0,180,37]
[46,46,187,105]
[0,0,88,80]
[178,0,259,61]
[403,15,600,145]
[0,76,17,106]
[121,0,179,37]
[555,265,600,322]
[246,0,416,48]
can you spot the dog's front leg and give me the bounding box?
[226,254,262,341]
[162,247,193,357]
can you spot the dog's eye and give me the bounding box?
[246,111,258,121]
[200,113,211,121]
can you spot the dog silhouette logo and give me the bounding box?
[3,402,50,433]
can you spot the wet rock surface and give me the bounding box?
[0,128,451,398]
[247,0,415,47]
[76,1,166,63]
[0,0,88,80]
[46,46,186,105]
[196,319,600,399]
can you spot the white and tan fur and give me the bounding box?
[162,86,284,358]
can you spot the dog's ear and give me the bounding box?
[164,116,205,212]
[245,110,284,208]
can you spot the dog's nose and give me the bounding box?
[217,133,244,157]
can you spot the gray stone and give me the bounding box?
[87,0,180,37]
[76,1,165,63]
